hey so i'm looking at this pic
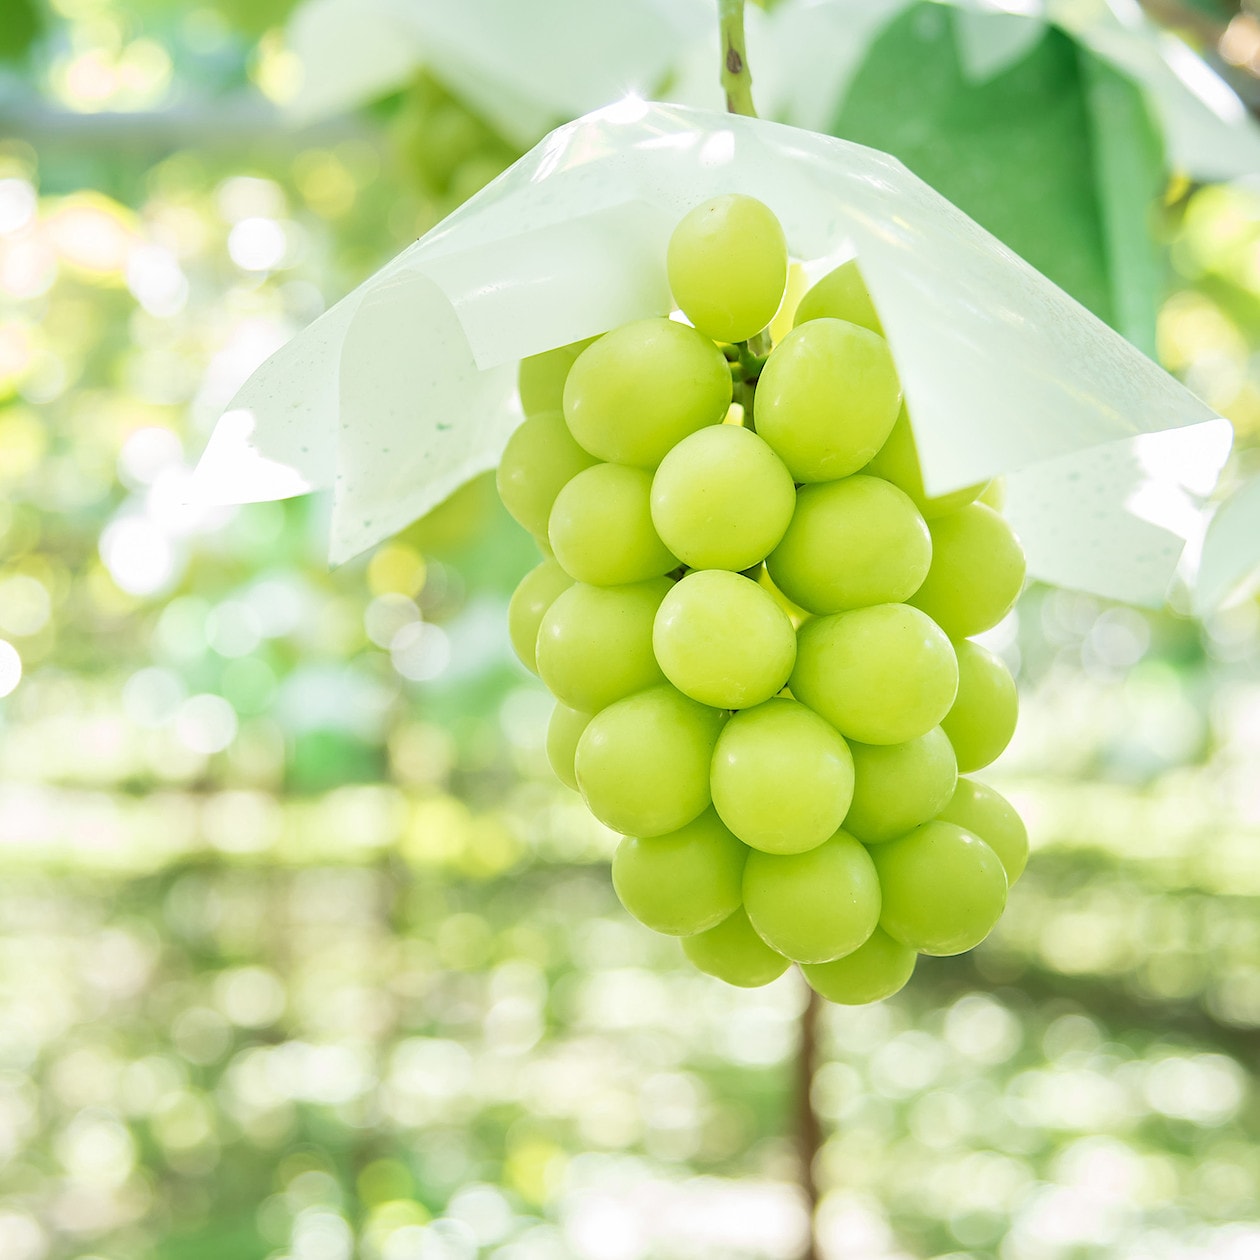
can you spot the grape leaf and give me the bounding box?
[0,0,41,63]
[831,3,1164,353]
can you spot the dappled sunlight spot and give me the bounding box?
[117,425,183,488]
[0,234,57,300]
[0,1212,45,1260]
[0,575,49,637]
[869,1030,947,1100]
[447,1184,515,1248]
[365,592,419,648]
[403,796,473,866]
[126,244,188,317]
[0,319,37,393]
[815,1190,900,1260]
[384,1038,474,1125]
[561,1168,808,1260]
[50,38,173,113]
[1142,1052,1247,1126]
[290,1208,354,1260]
[0,640,23,698]
[1039,906,1135,976]
[174,693,238,754]
[44,194,140,278]
[943,992,1022,1065]
[368,543,427,599]
[99,515,177,596]
[390,620,451,682]
[201,789,282,854]
[205,599,263,659]
[214,965,286,1029]
[54,1109,136,1188]
[0,179,37,235]
[227,217,288,273]
[1008,1064,1134,1133]
[122,665,186,725]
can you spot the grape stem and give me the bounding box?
[796,983,823,1260]
[718,0,758,119]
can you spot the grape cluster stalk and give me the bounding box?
[499,194,1030,1005]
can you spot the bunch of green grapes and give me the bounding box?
[499,194,1029,1005]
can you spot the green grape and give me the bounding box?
[682,907,789,987]
[507,560,573,674]
[863,405,987,519]
[979,477,1006,510]
[844,727,957,844]
[575,685,726,836]
[792,258,883,334]
[801,928,916,1005]
[667,194,788,343]
[871,820,1007,956]
[536,579,669,712]
[936,778,1028,884]
[742,830,881,963]
[563,318,732,467]
[496,410,598,536]
[518,338,595,415]
[547,703,591,791]
[652,571,795,710]
[650,424,795,571]
[612,809,747,936]
[755,318,901,483]
[766,474,931,613]
[941,640,1018,772]
[908,503,1026,638]
[791,605,958,745]
[548,463,677,586]
[710,698,854,855]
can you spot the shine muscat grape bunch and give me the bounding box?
[498,194,1030,1005]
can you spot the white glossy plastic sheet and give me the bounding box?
[195,101,1227,606]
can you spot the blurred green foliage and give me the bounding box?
[1,4,1260,1260]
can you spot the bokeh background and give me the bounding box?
[2,1,1260,1258]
